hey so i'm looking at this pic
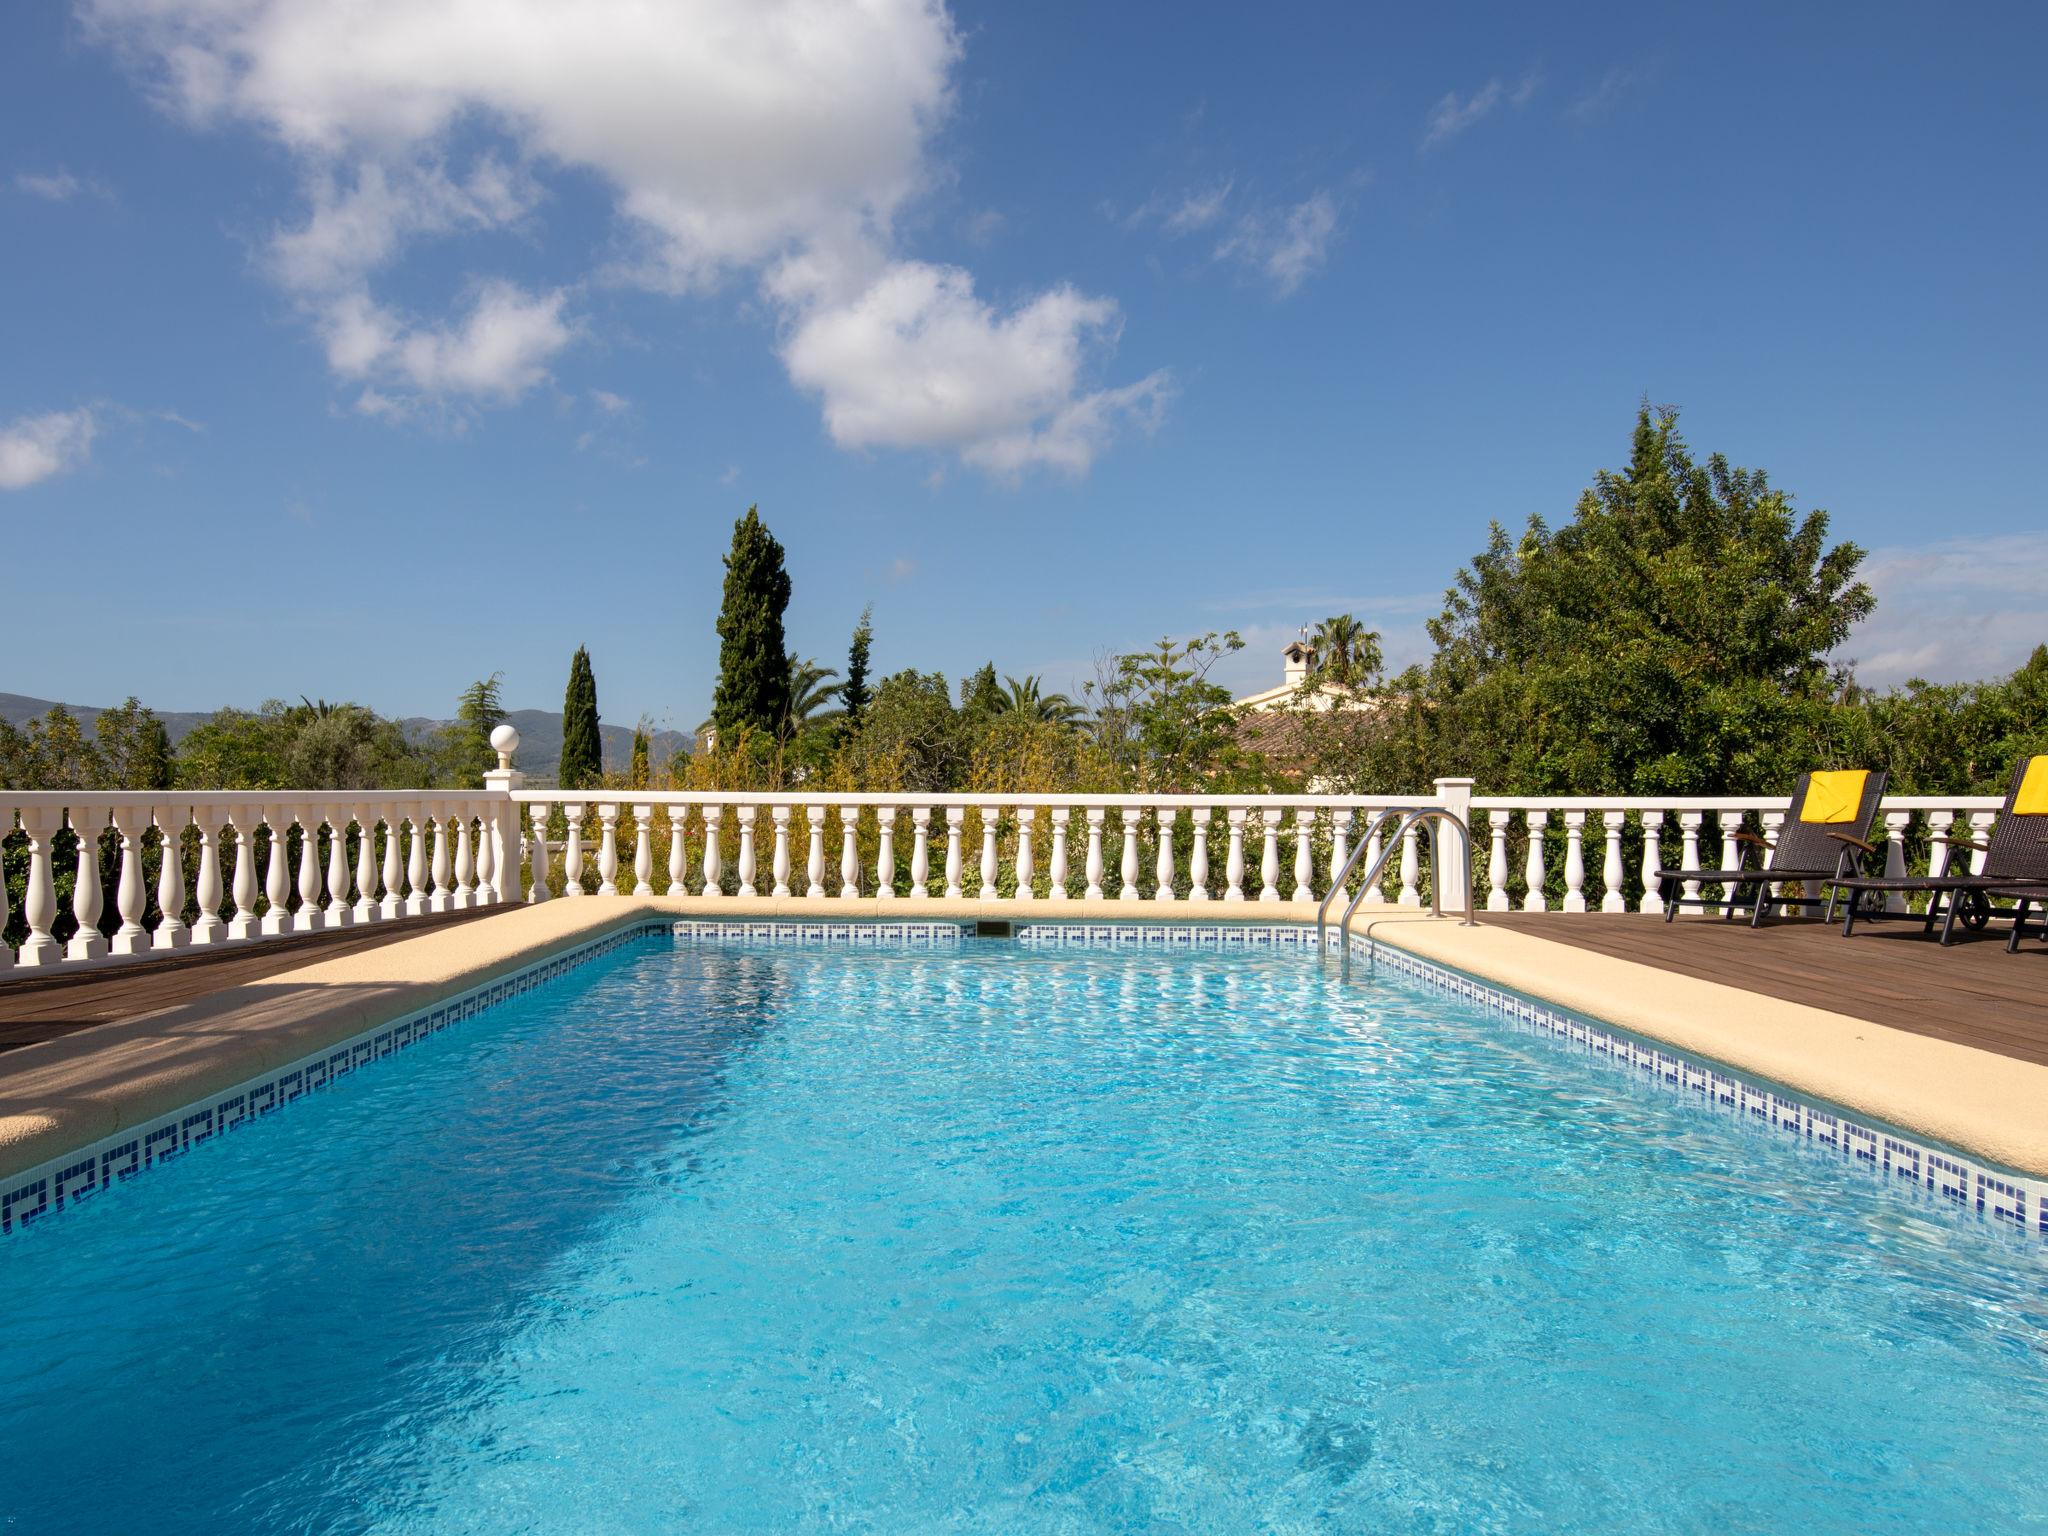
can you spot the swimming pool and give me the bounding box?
[5,934,2045,1531]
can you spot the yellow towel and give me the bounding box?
[2015,756,2048,816]
[1799,769,1869,824]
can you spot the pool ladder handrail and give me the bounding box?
[1317,807,1479,978]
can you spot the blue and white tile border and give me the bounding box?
[0,921,661,1236]
[7,915,2043,1243]
[1340,928,2048,1239]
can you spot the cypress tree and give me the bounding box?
[842,604,874,726]
[629,724,650,788]
[560,645,601,789]
[711,506,792,742]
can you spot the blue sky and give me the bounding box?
[4,1,2044,734]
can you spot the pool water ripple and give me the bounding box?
[2,941,2044,1533]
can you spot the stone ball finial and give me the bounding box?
[490,722,520,768]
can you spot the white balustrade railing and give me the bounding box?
[2,769,2016,974]
[510,788,1460,907]
[0,790,516,973]
[1469,795,2005,914]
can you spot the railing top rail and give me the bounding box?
[0,789,483,809]
[1471,794,2006,812]
[509,790,1448,810]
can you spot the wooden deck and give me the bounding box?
[1484,912,2048,1066]
[0,907,501,1055]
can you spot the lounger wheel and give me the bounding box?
[1959,889,1992,932]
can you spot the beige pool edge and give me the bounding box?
[3,898,2046,1188]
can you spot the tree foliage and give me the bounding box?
[559,646,602,789]
[712,506,792,744]
[841,605,874,726]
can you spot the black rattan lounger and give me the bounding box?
[1988,887,2048,953]
[1656,770,1887,927]
[1833,755,2048,945]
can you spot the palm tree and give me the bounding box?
[783,657,844,737]
[1308,615,1383,689]
[999,674,1087,726]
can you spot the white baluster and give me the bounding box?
[1968,810,1995,876]
[1484,811,1509,913]
[293,810,325,930]
[1521,811,1546,911]
[527,804,552,904]
[67,807,108,960]
[1600,811,1626,913]
[354,811,381,922]
[422,809,450,912]
[701,806,724,897]
[595,804,620,898]
[17,806,63,965]
[228,812,262,938]
[1223,809,1247,902]
[449,809,474,909]
[111,803,155,946]
[1363,814,1387,906]
[805,806,827,898]
[380,806,406,916]
[769,806,792,898]
[944,807,965,899]
[909,808,931,899]
[1048,808,1070,900]
[1154,807,1177,902]
[980,806,1001,899]
[1881,810,1911,913]
[1188,809,1211,901]
[1715,809,1742,914]
[1398,822,1420,907]
[1677,812,1703,907]
[632,804,654,896]
[874,807,897,898]
[1015,808,1036,899]
[190,809,226,944]
[1560,811,1587,913]
[1330,809,1354,908]
[1929,809,1961,878]
[561,805,585,898]
[1084,808,1106,900]
[1291,808,1315,902]
[839,807,860,898]
[1258,810,1281,902]
[474,810,495,908]
[147,808,189,949]
[1119,806,1141,902]
[326,812,356,925]
[736,805,759,898]
[1637,810,1663,915]
[668,807,689,895]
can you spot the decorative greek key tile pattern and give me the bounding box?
[1013,923,1317,948]
[1,922,658,1236]
[1345,930,2048,1238]
[669,921,965,945]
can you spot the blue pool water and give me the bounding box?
[4,938,2046,1533]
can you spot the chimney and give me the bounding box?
[1282,640,1313,685]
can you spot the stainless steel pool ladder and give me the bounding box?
[1317,807,1479,978]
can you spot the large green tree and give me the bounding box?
[1348,405,1873,795]
[711,507,792,743]
[560,646,602,789]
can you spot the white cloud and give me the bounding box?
[14,168,113,202]
[1163,181,1232,235]
[0,409,97,490]
[1421,70,1541,150]
[779,258,1170,477]
[1568,64,1646,122]
[1838,534,2048,686]
[84,0,1153,472]
[1215,191,1341,296]
[590,388,630,414]
[320,280,573,408]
